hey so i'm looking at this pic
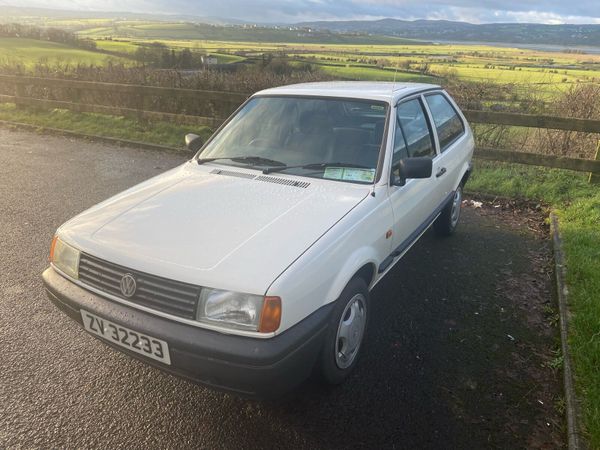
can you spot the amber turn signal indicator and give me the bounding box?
[259,296,281,333]
[49,235,58,262]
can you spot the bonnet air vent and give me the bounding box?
[209,168,311,188]
[254,175,310,189]
[210,169,256,179]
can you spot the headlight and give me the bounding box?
[197,288,281,333]
[50,236,80,279]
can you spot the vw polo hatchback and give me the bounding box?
[44,82,474,397]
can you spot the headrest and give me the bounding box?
[299,111,331,134]
[333,127,370,146]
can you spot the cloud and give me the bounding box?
[3,0,600,24]
[494,10,600,25]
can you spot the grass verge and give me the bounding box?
[469,160,600,447]
[0,103,213,148]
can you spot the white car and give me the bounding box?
[43,82,474,397]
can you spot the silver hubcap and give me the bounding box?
[335,294,367,369]
[450,188,462,228]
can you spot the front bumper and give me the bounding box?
[43,267,332,398]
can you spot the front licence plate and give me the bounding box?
[80,309,171,365]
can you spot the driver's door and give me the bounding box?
[387,97,439,256]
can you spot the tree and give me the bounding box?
[180,48,193,69]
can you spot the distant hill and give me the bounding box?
[3,6,599,47]
[298,19,600,47]
[0,6,426,45]
[0,5,244,26]
[77,22,427,45]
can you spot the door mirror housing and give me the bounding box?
[393,157,433,186]
[185,133,204,152]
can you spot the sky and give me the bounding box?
[2,0,600,24]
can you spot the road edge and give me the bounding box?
[0,119,184,153]
[550,213,586,450]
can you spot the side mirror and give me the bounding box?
[185,133,204,152]
[393,157,433,186]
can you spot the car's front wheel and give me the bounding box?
[318,278,369,384]
[434,185,463,236]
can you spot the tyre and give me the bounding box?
[434,185,463,236]
[318,277,369,385]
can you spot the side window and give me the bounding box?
[392,116,408,166]
[395,99,436,159]
[425,93,465,152]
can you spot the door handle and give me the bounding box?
[436,167,447,178]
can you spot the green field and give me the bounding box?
[285,42,600,87]
[0,37,132,67]
[94,39,139,54]
[92,36,600,89]
[93,39,245,64]
[0,36,244,68]
[4,20,600,93]
[318,64,435,82]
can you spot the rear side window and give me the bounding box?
[395,99,436,159]
[425,93,465,152]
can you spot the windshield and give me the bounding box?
[198,96,389,184]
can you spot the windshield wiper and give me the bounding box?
[262,162,370,175]
[197,156,286,167]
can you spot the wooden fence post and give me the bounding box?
[14,81,26,109]
[71,87,81,105]
[589,140,600,185]
[135,89,146,123]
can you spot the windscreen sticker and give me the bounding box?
[342,168,376,182]
[323,167,375,183]
[323,167,344,180]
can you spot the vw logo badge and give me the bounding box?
[120,273,137,298]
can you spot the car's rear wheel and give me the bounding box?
[318,278,369,384]
[434,185,463,236]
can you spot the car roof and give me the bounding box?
[253,81,442,103]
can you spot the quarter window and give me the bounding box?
[425,93,465,152]
[394,99,436,160]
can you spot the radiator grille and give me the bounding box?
[78,253,200,320]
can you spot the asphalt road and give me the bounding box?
[0,128,564,449]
